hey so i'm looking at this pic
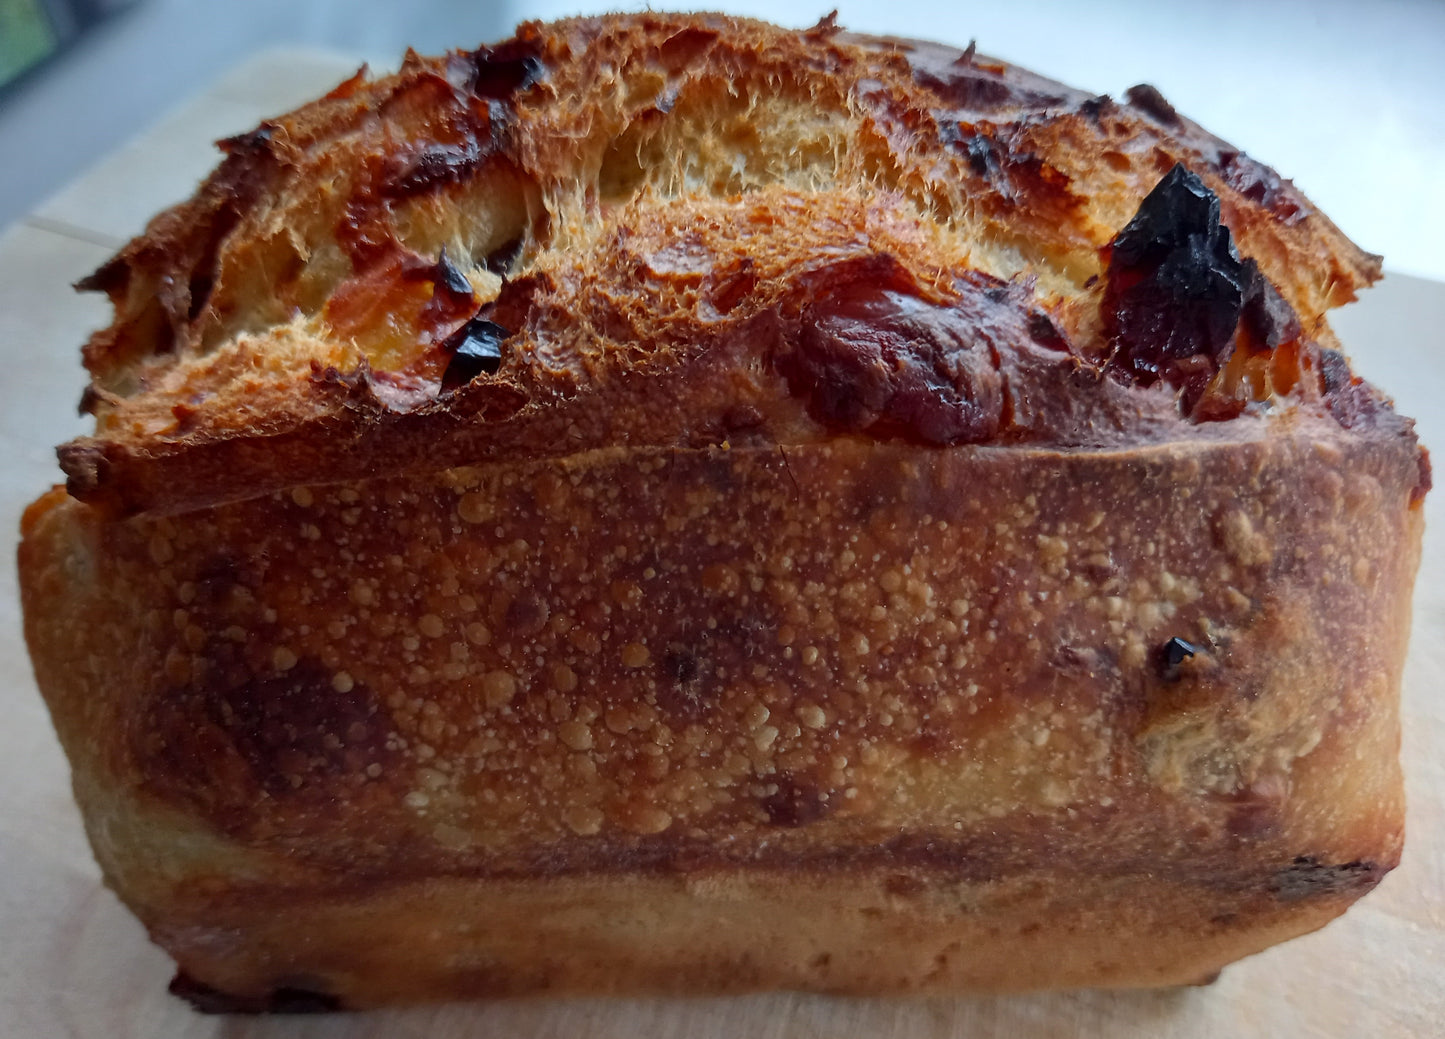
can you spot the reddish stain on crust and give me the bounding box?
[137,655,397,834]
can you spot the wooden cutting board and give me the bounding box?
[1,49,1442,1039]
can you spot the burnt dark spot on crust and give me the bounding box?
[911,45,1068,114]
[1124,83,1180,126]
[1319,347,1352,397]
[383,139,496,198]
[1270,856,1383,901]
[934,119,1087,223]
[482,235,525,276]
[663,648,700,685]
[192,552,248,607]
[217,124,275,155]
[939,125,1079,215]
[1027,310,1068,351]
[386,247,480,330]
[464,42,546,100]
[762,774,831,827]
[502,591,550,637]
[77,385,103,416]
[74,255,130,296]
[961,132,1003,180]
[917,67,1014,110]
[169,972,343,1014]
[1161,636,1197,670]
[1076,94,1113,123]
[1106,164,1248,386]
[1103,163,1308,413]
[441,318,508,390]
[430,246,473,298]
[1217,149,1307,224]
[1238,259,1301,350]
[653,644,709,721]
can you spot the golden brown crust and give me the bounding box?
[16,11,1429,1008]
[57,13,1399,517]
[21,425,1420,1003]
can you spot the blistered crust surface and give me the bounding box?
[25,433,1415,873]
[20,429,1418,1001]
[54,13,1421,516]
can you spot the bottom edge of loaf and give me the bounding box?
[134,864,1369,1010]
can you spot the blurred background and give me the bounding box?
[1,0,1443,280]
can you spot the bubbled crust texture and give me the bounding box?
[21,433,1421,1003]
[17,11,1431,1007]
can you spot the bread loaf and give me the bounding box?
[18,12,1429,1009]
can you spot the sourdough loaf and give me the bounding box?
[18,12,1429,1008]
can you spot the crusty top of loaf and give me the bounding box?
[59,12,1423,515]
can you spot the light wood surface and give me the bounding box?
[1,50,1441,1038]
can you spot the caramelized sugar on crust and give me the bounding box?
[58,13,1416,516]
[17,11,1429,1009]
